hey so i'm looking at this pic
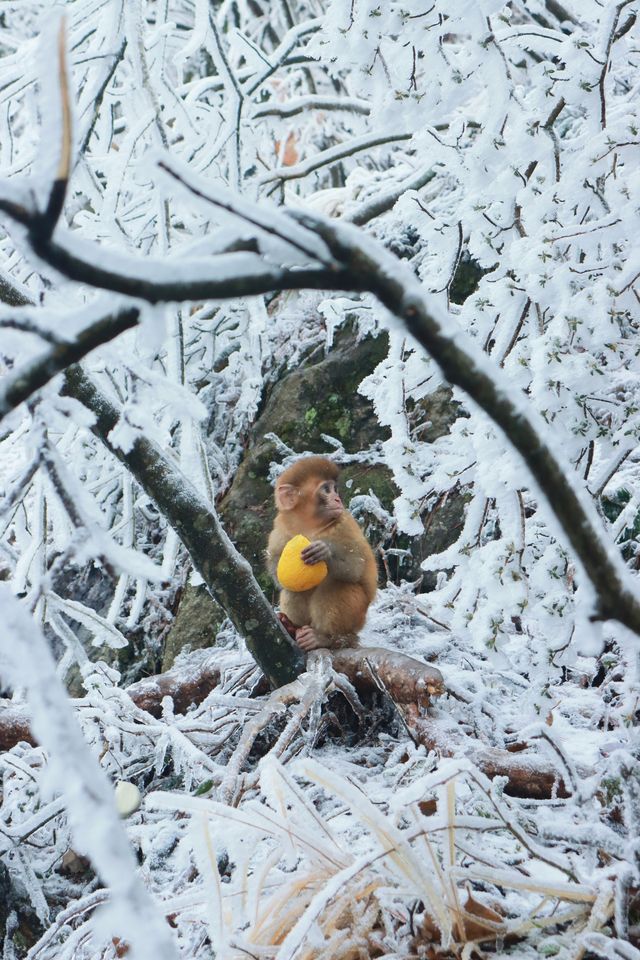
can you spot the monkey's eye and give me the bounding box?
[319,481,337,495]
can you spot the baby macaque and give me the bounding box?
[267,456,378,652]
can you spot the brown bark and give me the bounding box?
[411,715,573,800]
[126,655,226,718]
[0,703,35,749]
[330,647,445,704]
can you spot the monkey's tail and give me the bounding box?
[277,611,298,640]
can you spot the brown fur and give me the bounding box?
[267,458,378,650]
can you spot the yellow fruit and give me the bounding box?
[277,535,328,592]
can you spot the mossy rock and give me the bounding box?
[165,329,466,665]
[217,331,393,589]
[161,583,225,671]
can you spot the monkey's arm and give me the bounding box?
[302,517,371,582]
[325,543,367,582]
[303,541,364,581]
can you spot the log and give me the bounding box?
[330,647,444,704]
[413,717,572,800]
[126,652,226,718]
[0,650,576,799]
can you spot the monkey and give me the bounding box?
[266,456,378,652]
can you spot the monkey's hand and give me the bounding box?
[295,625,329,652]
[301,540,331,565]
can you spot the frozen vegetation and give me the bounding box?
[0,1,639,958]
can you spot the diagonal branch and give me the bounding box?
[62,363,305,688]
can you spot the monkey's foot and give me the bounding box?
[295,625,329,652]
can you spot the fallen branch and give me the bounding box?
[126,653,226,717]
[0,650,576,799]
[412,715,573,800]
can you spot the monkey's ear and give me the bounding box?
[275,483,298,511]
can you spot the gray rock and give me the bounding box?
[161,583,224,672]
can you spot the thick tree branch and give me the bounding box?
[62,364,305,688]
[21,233,345,303]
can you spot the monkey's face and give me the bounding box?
[315,479,343,522]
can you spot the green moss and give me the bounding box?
[335,413,351,438]
[341,463,397,509]
[450,257,487,304]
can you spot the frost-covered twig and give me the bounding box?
[344,164,437,227]
[253,95,370,119]
[244,18,321,96]
[0,587,178,960]
[257,130,412,185]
